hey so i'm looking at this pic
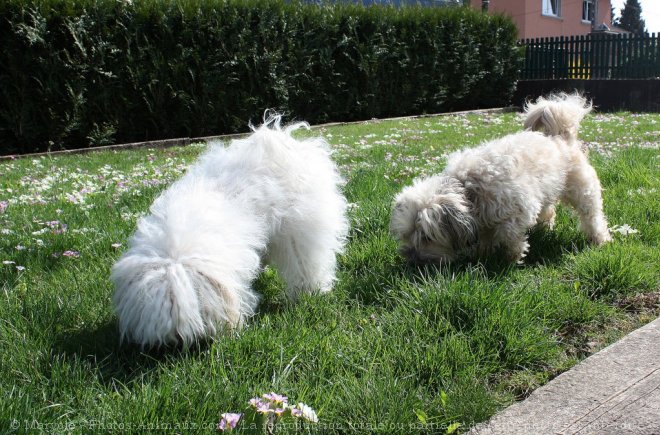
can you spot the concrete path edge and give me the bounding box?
[469,317,660,435]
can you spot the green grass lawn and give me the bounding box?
[1,110,658,433]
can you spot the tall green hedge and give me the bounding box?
[0,0,520,154]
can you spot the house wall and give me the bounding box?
[469,0,612,39]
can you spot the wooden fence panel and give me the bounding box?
[519,33,660,80]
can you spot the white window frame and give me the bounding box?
[542,0,561,18]
[582,0,595,23]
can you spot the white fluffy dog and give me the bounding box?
[390,93,611,264]
[111,116,348,347]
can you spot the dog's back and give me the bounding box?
[201,116,338,196]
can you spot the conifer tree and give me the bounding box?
[618,0,647,35]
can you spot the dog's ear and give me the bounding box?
[416,201,477,251]
[441,203,478,250]
[416,203,445,243]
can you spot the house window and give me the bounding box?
[582,0,595,22]
[542,0,561,17]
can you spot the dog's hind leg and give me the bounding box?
[562,158,611,245]
[267,233,340,301]
[536,204,556,229]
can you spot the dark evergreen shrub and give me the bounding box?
[0,0,520,154]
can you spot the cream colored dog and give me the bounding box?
[390,93,611,264]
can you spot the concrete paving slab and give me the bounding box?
[469,317,660,435]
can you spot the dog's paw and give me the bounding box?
[508,239,530,263]
[591,231,612,245]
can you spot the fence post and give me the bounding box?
[580,35,588,79]
[534,37,540,79]
[615,33,624,78]
[568,36,573,78]
[651,33,660,78]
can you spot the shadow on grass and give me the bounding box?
[525,227,588,265]
[251,267,288,317]
[50,318,221,387]
[345,228,591,306]
[49,269,291,386]
[340,254,414,306]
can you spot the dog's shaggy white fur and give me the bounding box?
[111,116,348,347]
[390,93,611,264]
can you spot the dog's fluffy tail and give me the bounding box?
[111,180,264,348]
[523,93,592,143]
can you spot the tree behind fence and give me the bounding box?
[519,33,660,80]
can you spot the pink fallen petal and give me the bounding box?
[62,250,80,258]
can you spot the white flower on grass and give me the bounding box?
[222,392,319,431]
[609,224,639,236]
[261,392,287,405]
[290,402,319,423]
[249,397,272,414]
[217,412,242,431]
[66,192,84,204]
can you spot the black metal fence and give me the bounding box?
[519,33,660,80]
